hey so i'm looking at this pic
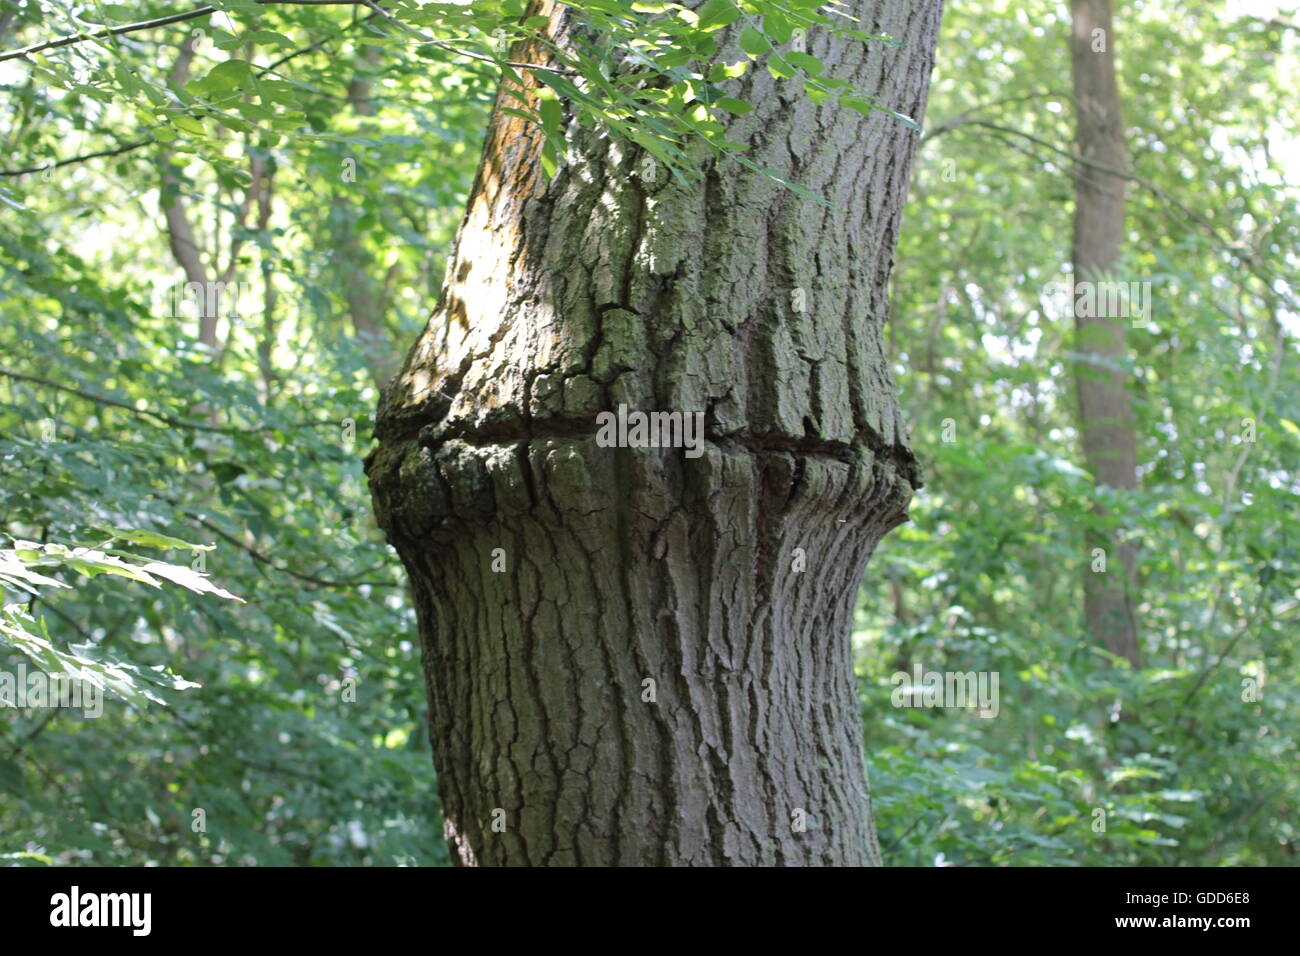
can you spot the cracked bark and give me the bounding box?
[367,0,942,866]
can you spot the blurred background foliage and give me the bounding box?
[0,0,1295,865]
[860,0,1298,865]
[0,0,497,865]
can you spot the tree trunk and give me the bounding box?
[1069,0,1140,666]
[367,0,941,866]
[335,45,399,388]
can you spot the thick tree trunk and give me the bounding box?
[367,0,941,866]
[1069,0,1140,666]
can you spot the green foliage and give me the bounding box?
[862,0,1298,866]
[0,1,912,197]
[1,536,236,708]
[0,1,478,863]
[0,0,1294,867]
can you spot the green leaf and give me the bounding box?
[191,59,256,96]
[170,113,207,137]
[102,528,214,551]
[739,28,772,57]
[697,0,741,30]
[766,53,796,78]
[138,562,244,602]
[58,548,162,587]
[786,51,824,75]
[538,95,563,138]
[713,97,752,114]
[765,9,794,44]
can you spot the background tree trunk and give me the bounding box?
[335,44,399,388]
[367,0,942,866]
[1069,0,1141,666]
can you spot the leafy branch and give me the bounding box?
[0,534,244,708]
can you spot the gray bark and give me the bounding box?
[1069,0,1141,666]
[367,0,942,866]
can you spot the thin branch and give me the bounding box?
[0,137,153,177]
[263,9,379,72]
[0,16,376,178]
[1,366,228,433]
[1175,596,1263,725]
[932,118,1300,313]
[0,1,365,64]
[1,0,575,79]
[171,506,399,590]
[360,0,578,76]
[919,90,1073,144]
[0,367,345,434]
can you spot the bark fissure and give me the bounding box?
[367,0,942,866]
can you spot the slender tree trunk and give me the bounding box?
[1069,0,1140,666]
[367,0,941,866]
[161,38,219,351]
[335,45,399,387]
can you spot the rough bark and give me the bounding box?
[367,0,941,866]
[1069,0,1140,666]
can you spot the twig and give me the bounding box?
[1,0,575,79]
[0,138,153,177]
[0,23,366,178]
[171,506,399,590]
[0,1,365,64]
[360,0,577,76]
[0,367,348,434]
[1175,596,1263,725]
[929,118,1299,314]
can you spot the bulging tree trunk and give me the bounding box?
[367,0,941,866]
